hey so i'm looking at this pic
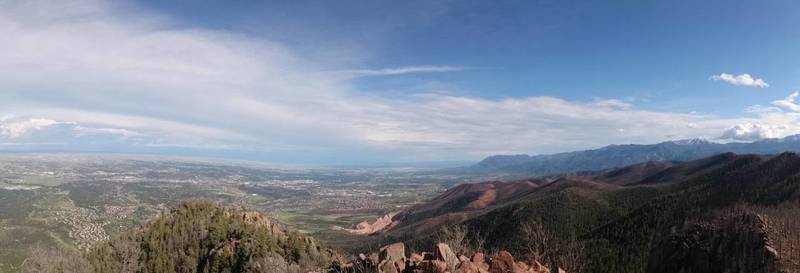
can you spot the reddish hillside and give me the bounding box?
[352,179,546,236]
[354,153,800,273]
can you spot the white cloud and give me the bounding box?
[73,127,142,138]
[771,91,800,111]
[339,66,468,77]
[717,92,800,142]
[0,0,351,149]
[0,115,144,150]
[593,98,632,110]
[347,94,746,157]
[710,73,769,88]
[0,117,60,138]
[720,123,788,141]
[0,0,797,162]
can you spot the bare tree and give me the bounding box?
[557,235,585,273]
[472,232,486,254]
[751,202,800,272]
[519,221,552,263]
[436,224,471,256]
[519,221,585,273]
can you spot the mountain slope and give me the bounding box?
[367,153,800,273]
[358,178,547,238]
[580,153,800,272]
[470,135,800,176]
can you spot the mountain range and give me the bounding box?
[469,135,800,177]
[365,152,800,273]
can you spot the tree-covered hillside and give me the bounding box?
[21,200,337,273]
[369,153,800,273]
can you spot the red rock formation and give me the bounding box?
[334,242,562,273]
[348,212,399,234]
[490,251,515,273]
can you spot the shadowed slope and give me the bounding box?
[366,153,800,273]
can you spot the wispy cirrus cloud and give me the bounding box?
[592,98,632,110]
[1,0,797,162]
[0,115,145,149]
[710,73,769,88]
[771,91,800,111]
[338,66,469,77]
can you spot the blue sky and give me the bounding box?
[1,0,799,164]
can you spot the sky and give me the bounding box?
[1,0,800,164]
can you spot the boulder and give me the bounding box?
[432,260,449,273]
[417,260,448,273]
[488,260,549,273]
[490,251,515,273]
[471,253,489,272]
[513,261,529,273]
[410,253,425,263]
[471,253,485,264]
[435,243,459,272]
[397,260,407,272]
[379,260,399,273]
[370,253,380,264]
[342,243,552,273]
[454,260,480,273]
[530,261,550,273]
[381,243,406,263]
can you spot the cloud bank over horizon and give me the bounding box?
[1,0,799,163]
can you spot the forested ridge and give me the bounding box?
[22,200,336,273]
[368,153,800,273]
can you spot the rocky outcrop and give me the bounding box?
[379,243,407,273]
[434,243,459,272]
[238,210,284,237]
[334,243,562,273]
[489,251,515,273]
[348,212,400,234]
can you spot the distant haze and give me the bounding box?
[472,135,800,176]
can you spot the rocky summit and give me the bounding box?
[334,242,564,273]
